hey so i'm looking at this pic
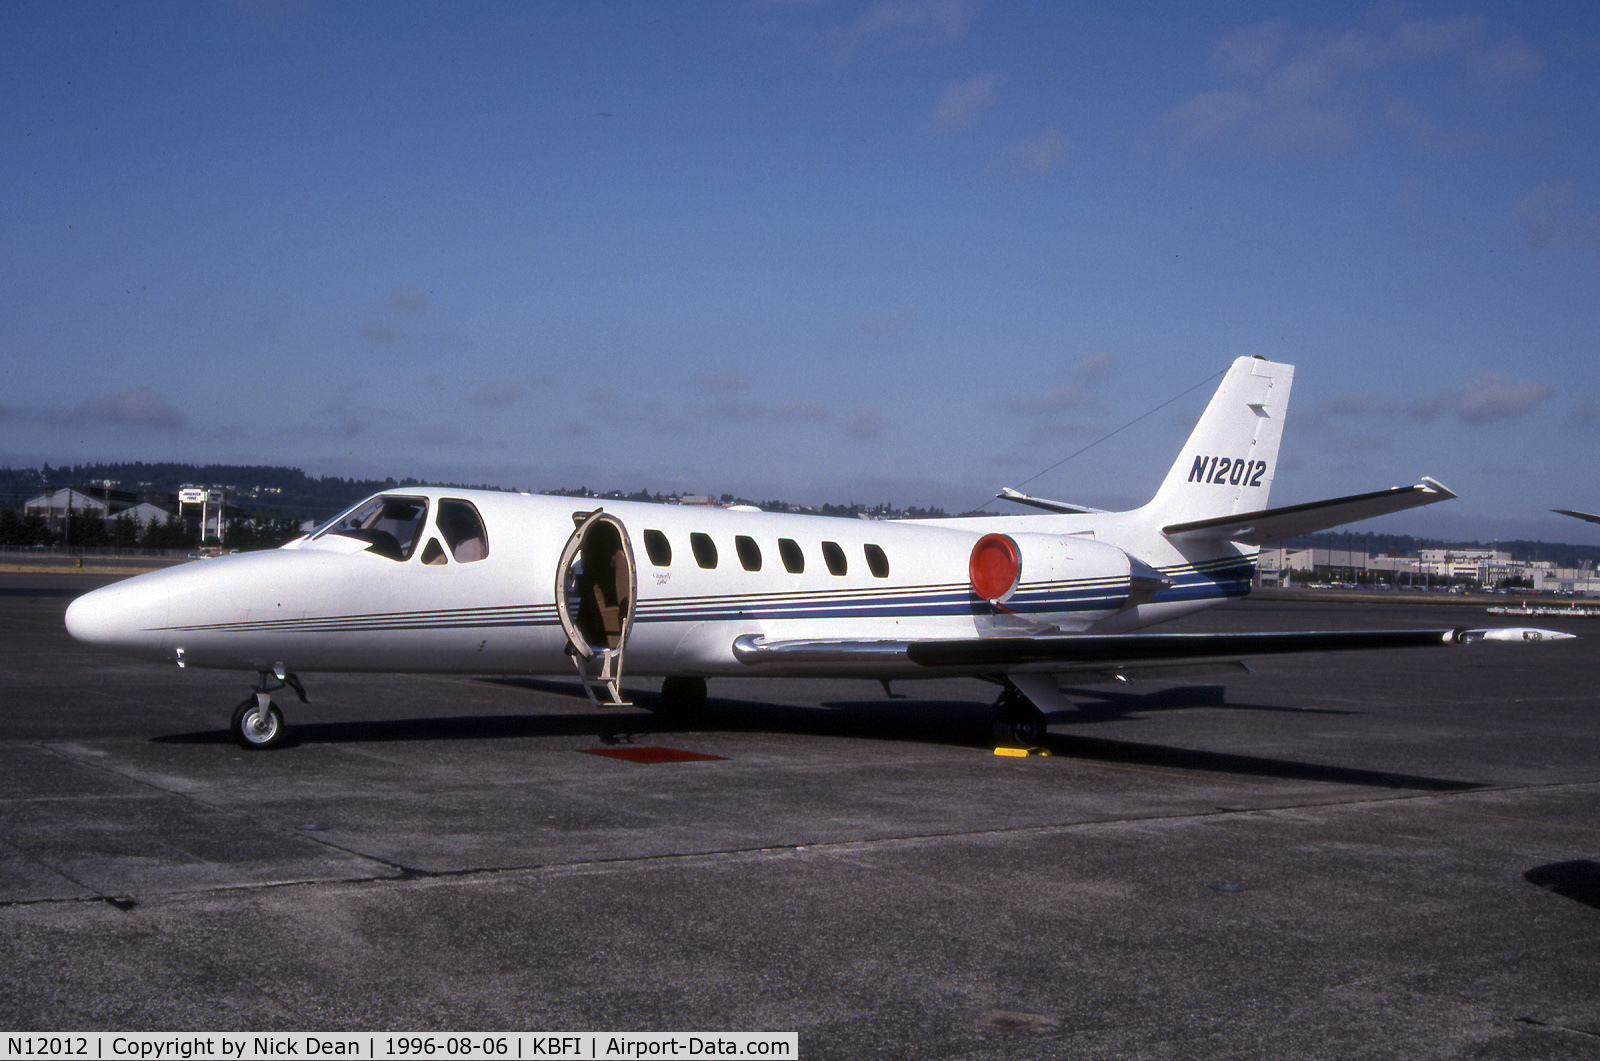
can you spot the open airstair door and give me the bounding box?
[555,509,638,707]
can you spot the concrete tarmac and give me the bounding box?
[3,573,1599,1058]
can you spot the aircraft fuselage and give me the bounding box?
[65,489,1251,681]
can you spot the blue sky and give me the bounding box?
[3,1,1598,544]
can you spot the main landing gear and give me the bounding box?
[653,675,708,723]
[230,670,307,751]
[992,685,1049,748]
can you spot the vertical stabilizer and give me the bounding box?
[1143,357,1294,527]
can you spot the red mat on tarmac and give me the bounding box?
[581,746,728,764]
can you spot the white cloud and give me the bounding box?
[928,73,999,132]
[1294,390,1389,433]
[1005,127,1070,173]
[377,284,431,316]
[1072,352,1117,387]
[359,321,403,344]
[1004,355,1117,415]
[469,381,526,409]
[1004,386,1094,416]
[1514,183,1600,258]
[795,0,979,63]
[1164,91,1258,146]
[709,396,833,423]
[76,389,188,430]
[844,407,886,440]
[689,369,753,397]
[1161,14,1540,153]
[687,371,832,423]
[418,424,461,446]
[1409,372,1553,425]
[1211,19,1292,79]
[851,304,917,338]
[466,373,556,410]
[772,399,832,422]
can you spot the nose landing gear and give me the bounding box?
[230,669,307,750]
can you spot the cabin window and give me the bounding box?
[864,543,890,578]
[317,495,428,561]
[690,532,718,569]
[643,529,671,567]
[821,541,847,576]
[735,535,762,572]
[437,499,489,563]
[778,538,804,574]
[420,538,448,565]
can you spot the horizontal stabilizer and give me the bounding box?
[733,626,1570,673]
[995,487,1105,515]
[1162,478,1457,545]
[1554,509,1600,526]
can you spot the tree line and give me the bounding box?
[0,506,306,552]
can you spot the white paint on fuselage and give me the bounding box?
[65,486,1253,679]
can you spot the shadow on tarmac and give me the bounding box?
[1525,860,1600,910]
[149,678,1480,793]
[1060,683,1361,720]
[1042,732,1481,791]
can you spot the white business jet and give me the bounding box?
[66,357,1570,750]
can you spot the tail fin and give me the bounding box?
[1142,357,1294,526]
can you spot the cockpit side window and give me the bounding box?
[316,495,429,561]
[437,499,489,563]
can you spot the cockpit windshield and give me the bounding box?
[313,495,429,561]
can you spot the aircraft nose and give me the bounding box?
[65,580,167,654]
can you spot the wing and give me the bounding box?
[1163,478,1456,545]
[1554,509,1600,526]
[732,625,1572,674]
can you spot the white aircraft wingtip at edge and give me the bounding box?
[65,355,1572,752]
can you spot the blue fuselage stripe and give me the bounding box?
[160,562,1258,635]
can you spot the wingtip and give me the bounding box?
[1420,476,1458,500]
[1458,627,1576,644]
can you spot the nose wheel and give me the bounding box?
[231,695,285,750]
[230,670,306,750]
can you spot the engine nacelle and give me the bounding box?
[968,532,1167,622]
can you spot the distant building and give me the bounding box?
[119,502,176,527]
[1419,548,1514,584]
[1532,567,1600,596]
[1259,543,1583,590]
[24,485,173,531]
[1265,546,1372,574]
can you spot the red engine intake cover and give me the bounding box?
[969,533,1022,603]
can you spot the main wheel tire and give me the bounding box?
[1008,705,1048,747]
[655,676,707,722]
[231,697,286,750]
[992,689,1047,747]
